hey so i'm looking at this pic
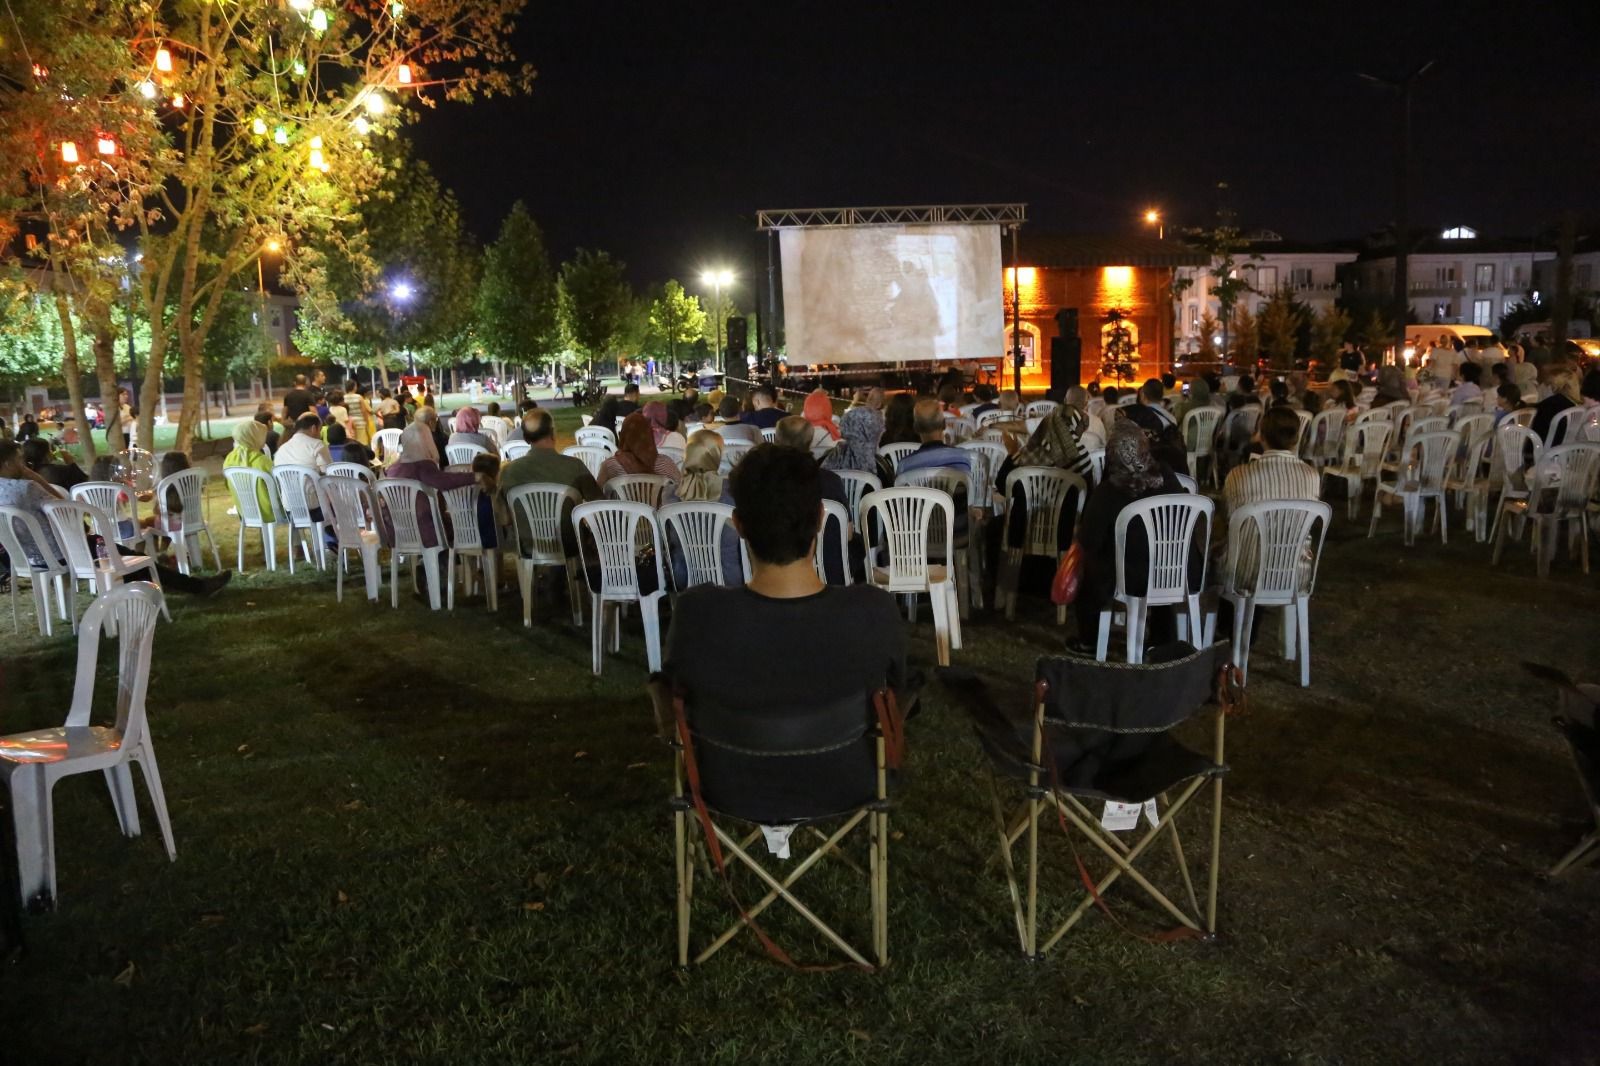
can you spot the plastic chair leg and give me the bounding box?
[590,597,605,676]
[389,555,401,608]
[361,544,381,602]
[32,578,52,638]
[641,589,666,672]
[518,560,535,627]
[1125,601,1145,665]
[566,559,585,627]
[1282,603,1296,662]
[1296,598,1311,688]
[135,747,177,862]
[103,764,141,837]
[264,525,278,573]
[334,549,346,602]
[7,766,50,907]
[446,550,458,611]
[928,579,951,667]
[236,526,246,572]
[421,553,443,609]
[483,552,499,612]
[1095,609,1112,661]
[945,580,963,651]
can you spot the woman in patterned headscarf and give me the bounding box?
[823,405,889,481]
[1070,421,1192,654]
[994,400,1094,573]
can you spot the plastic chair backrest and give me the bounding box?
[1397,431,1459,491]
[1342,421,1392,477]
[977,409,1008,429]
[960,440,1008,504]
[223,467,284,526]
[1085,448,1106,485]
[372,428,403,464]
[0,505,64,574]
[501,439,532,461]
[505,482,580,565]
[1112,493,1212,605]
[445,443,487,466]
[318,475,379,545]
[1355,406,1391,424]
[1509,407,1536,428]
[273,464,322,525]
[563,446,609,479]
[659,501,737,590]
[440,485,487,550]
[148,468,198,529]
[978,427,1008,443]
[574,426,617,452]
[719,441,753,474]
[70,481,134,534]
[1025,400,1059,419]
[877,443,919,472]
[374,478,441,553]
[835,470,882,519]
[1453,433,1493,490]
[1495,422,1542,488]
[606,473,670,508]
[1182,406,1222,456]
[1224,499,1330,602]
[1306,408,1344,463]
[1175,472,1199,493]
[327,462,375,485]
[817,499,851,586]
[942,415,976,444]
[572,500,663,600]
[1532,442,1600,512]
[1547,405,1589,447]
[1408,416,1449,442]
[42,499,133,580]
[1024,416,1043,434]
[65,582,164,749]
[659,445,686,468]
[1219,406,1262,443]
[1004,466,1087,556]
[760,427,778,443]
[1452,413,1494,451]
[860,486,954,592]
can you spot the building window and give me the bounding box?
[1006,323,1040,368]
[1187,304,1199,330]
[270,312,281,328]
[1474,264,1494,290]
[1510,263,1523,288]
[1579,264,1594,291]
[1255,266,1278,291]
[1290,267,1312,288]
[1472,299,1492,327]
[1435,266,1457,285]
[1441,226,1477,240]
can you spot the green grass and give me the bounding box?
[0,486,1597,1065]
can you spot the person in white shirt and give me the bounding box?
[1448,363,1485,408]
[273,413,333,472]
[1426,342,1461,385]
[1221,407,1321,631]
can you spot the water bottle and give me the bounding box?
[93,537,113,594]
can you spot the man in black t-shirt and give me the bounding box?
[664,444,908,715]
[282,374,314,422]
[740,385,786,429]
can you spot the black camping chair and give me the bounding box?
[1524,663,1600,877]
[948,642,1240,957]
[650,678,902,970]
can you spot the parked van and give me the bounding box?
[1405,324,1498,353]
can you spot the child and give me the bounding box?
[471,453,504,550]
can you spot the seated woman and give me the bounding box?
[880,392,919,446]
[660,430,741,588]
[225,419,276,517]
[802,389,840,452]
[447,405,499,458]
[993,401,1093,590]
[1072,422,1196,656]
[642,400,687,452]
[823,405,890,482]
[20,437,87,490]
[596,412,681,487]
[383,423,476,549]
[1331,379,1360,423]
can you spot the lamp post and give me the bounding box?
[258,239,282,395]
[702,269,732,373]
[1144,208,1164,241]
[389,280,416,375]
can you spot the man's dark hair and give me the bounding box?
[1459,362,1482,384]
[254,410,273,426]
[1103,386,1120,402]
[1238,376,1255,393]
[693,402,713,421]
[524,409,555,445]
[1496,382,1522,407]
[623,382,640,396]
[1269,379,1289,402]
[1139,378,1163,403]
[0,441,20,469]
[21,438,50,469]
[717,396,742,420]
[731,444,821,566]
[752,384,777,405]
[1260,406,1301,450]
[518,399,539,413]
[295,413,322,434]
[1161,373,1177,391]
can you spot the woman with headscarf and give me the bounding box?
[596,411,682,488]
[641,400,687,451]
[448,405,499,458]
[823,405,890,481]
[1071,421,1194,654]
[1512,359,1539,401]
[993,401,1094,581]
[880,392,919,445]
[1373,364,1410,406]
[383,422,476,548]
[1171,377,1212,442]
[660,430,742,587]
[803,389,841,448]
[224,418,276,516]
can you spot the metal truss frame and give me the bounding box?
[756,204,1027,230]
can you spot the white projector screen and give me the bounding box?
[778,224,1004,365]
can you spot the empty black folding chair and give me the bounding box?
[652,680,902,970]
[1524,663,1600,877]
[953,643,1240,956]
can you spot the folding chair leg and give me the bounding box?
[675,807,690,968]
[1162,793,1203,919]
[987,774,1032,955]
[1025,791,1040,958]
[1549,829,1600,877]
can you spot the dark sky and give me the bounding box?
[410,1,1600,289]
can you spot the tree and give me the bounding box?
[646,280,707,378]
[558,250,632,377]
[1355,307,1394,353]
[1231,305,1260,368]
[476,201,559,384]
[0,0,530,451]
[1183,226,1256,352]
[1309,305,1353,367]
[1196,312,1220,363]
[1257,291,1307,370]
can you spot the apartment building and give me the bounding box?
[1340,226,1551,327]
[1173,231,1358,353]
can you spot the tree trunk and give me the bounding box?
[51,293,95,460]
[376,349,391,390]
[86,303,120,463]
[174,337,205,452]
[1549,212,1575,370]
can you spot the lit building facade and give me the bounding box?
[1174,233,1358,353]
[1340,227,1552,328]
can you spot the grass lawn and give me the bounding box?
[0,475,1597,1065]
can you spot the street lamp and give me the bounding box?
[701,269,733,372]
[390,280,414,302]
[1143,208,1164,240]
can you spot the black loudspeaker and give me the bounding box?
[726,317,749,363]
[1050,307,1081,397]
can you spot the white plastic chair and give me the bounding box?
[859,487,961,667]
[719,441,753,474]
[1322,421,1392,520]
[1354,406,1392,425]
[1175,472,1199,492]
[70,481,156,557]
[563,446,609,480]
[1303,409,1344,469]
[272,464,327,572]
[575,425,617,452]
[1212,408,1262,488]
[659,501,741,590]
[374,478,446,610]
[440,485,499,612]
[1492,442,1600,577]
[1000,466,1087,623]
[1182,406,1222,479]
[327,461,376,485]
[153,469,220,576]
[760,427,778,443]
[1217,499,1330,687]
[372,428,403,467]
[1368,430,1459,546]
[977,409,1009,429]
[0,506,71,636]
[571,500,667,676]
[943,415,977,444]
[1085,448,1106,486]
[505,482,585,627]
[895,465,975,621]
[42,499,162,600]
[659,445,686,468]
[817,498,851,587]
[1025,399,1059,418]
[1443,432,1495,542]
[317,476,383,603]
[877,443,920,473]
[0,582,173,909]
[1095,493,1212,665]
[445,442,488,466]
[501,439,532,462]
[1487,423,1543,545]
[1546,406,1590,447]
[1024,417,1043,435]
[606,473,671,509]
[960,440,1010,512]
[834,469,883,520]
[223,467,288,571]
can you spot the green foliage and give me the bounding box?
[643,280,707,372]
[1257,291,1307,369]
[1310,305,1353,364]
[558,249,633,369]
[1356,307,1394,352]
[1184,225,1257,331]
[200,291,276,385]
[1231,304,1260,367]
[0,282,66,390]
[476,202,560,370]
[1197,312,1220,361]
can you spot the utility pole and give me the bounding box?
[1010,224,1022,394]
[1359,61,1433,360]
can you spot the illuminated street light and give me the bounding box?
[701,269,734,372]
[391,281,414,302]
[1143,208,1164,240]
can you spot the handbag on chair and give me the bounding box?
[1049,542,1083,606]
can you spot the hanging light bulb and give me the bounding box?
[308,147,325,170]
[390,0,404,17]
[289,0,312,10]
[309,135,323,149]
[362,90,387,116]
[252,117,268,135]
[292,58,306,77]
[137,79,157,100]
[352,115,370,136]
[155,47,173,72]
[273,125,289,145]
[309,8,328,34]
[60,141,79,164]
[396,63,412,85]
[170,93,185,108]
[97,136,116,155]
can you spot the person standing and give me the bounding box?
[282,374,315,422]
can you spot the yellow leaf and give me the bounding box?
[522,901,545,911]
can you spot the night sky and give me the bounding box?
[410,2,1600,289]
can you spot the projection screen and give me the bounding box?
[778,224,1004,365]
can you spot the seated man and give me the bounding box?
[498,409,601,554]
[1222,406,1320,515]
[617,382,642,418]
[21,438,87,490]
[1449,362,1485,408]
[895,397,973,480]
[775,415,851,584]
[273,413,332,472]
[663,445,909,732]
[740,385,786,429]
[710,396,760,444]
